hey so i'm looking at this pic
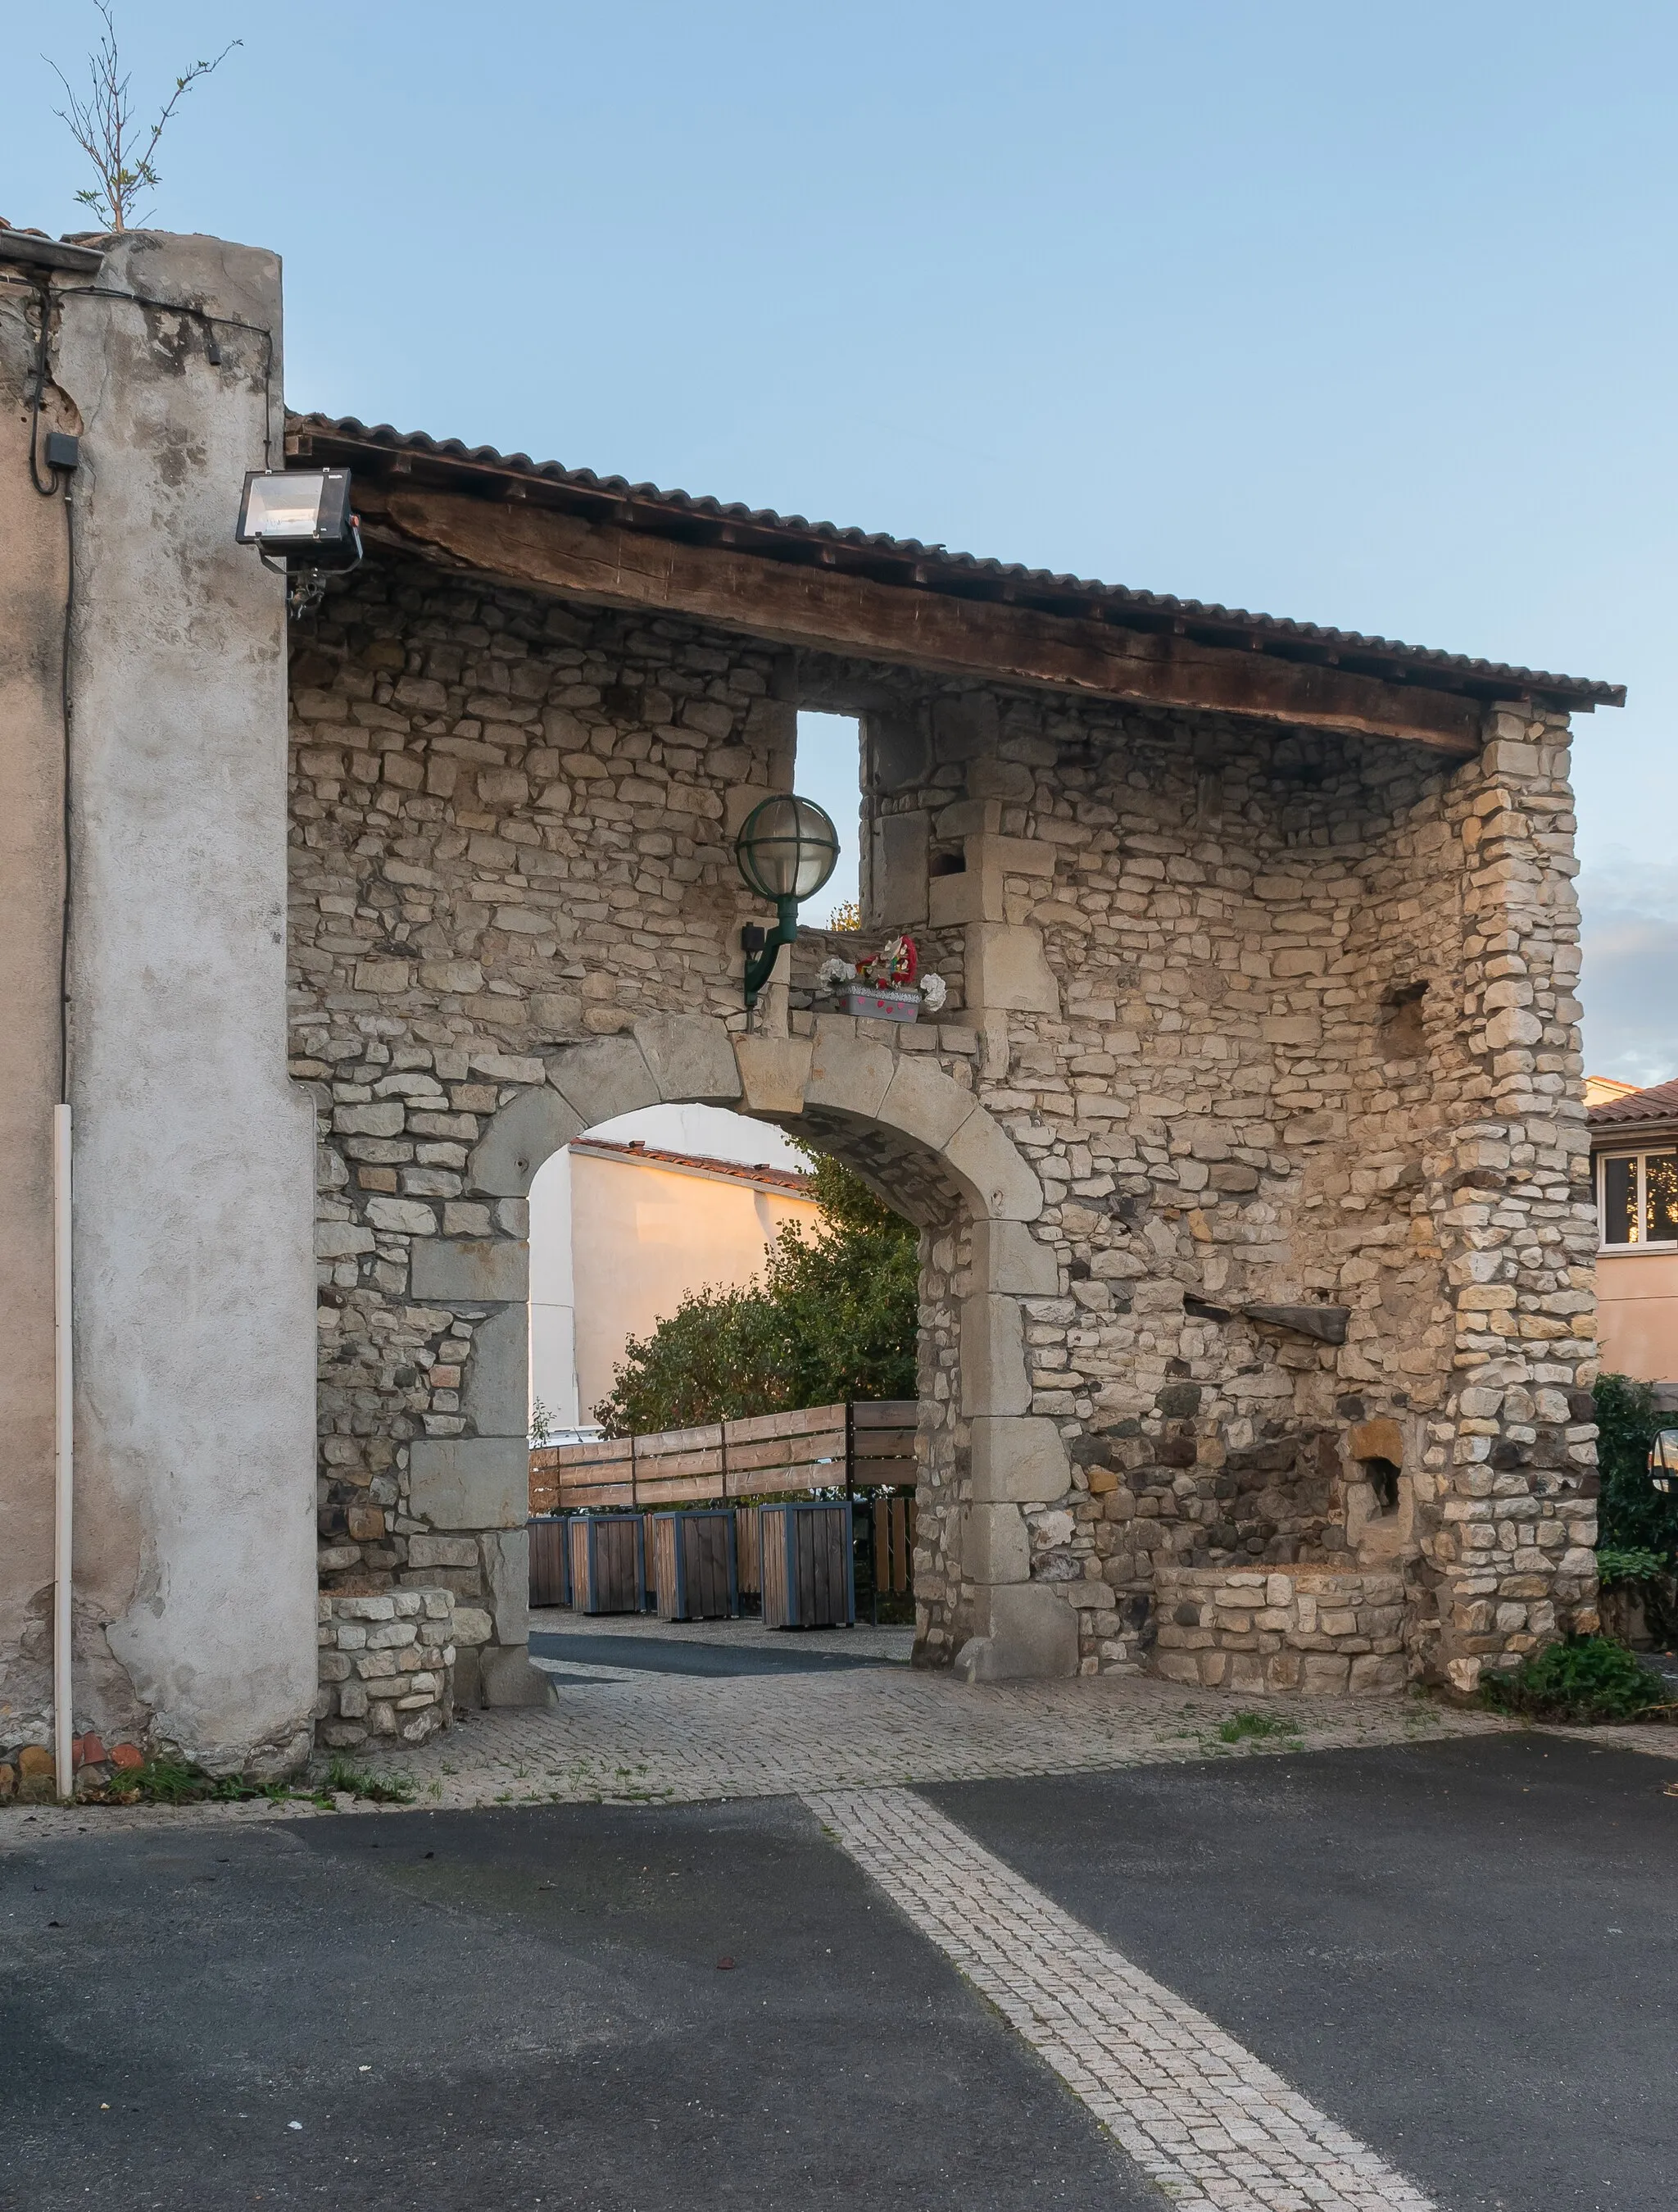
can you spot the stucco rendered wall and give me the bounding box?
[1594,1250,1678,1383]
[0,270,72,1749]
[47,234,316,1773]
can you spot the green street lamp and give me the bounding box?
[735,794,840,1009]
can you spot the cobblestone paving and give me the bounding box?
[355,1665,1504,1810]
[2,1672,1512,1845]
[810,1784,1438,2212]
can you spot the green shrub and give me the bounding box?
[1479,1635,1670,1724]
[1592,1374,1678,1560]
[1597,1546,1669,1585]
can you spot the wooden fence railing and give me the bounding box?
[529,1400,917,1515]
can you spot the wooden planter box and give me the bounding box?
[760,1501,855,1629]
[528,1515,571,1608]
[565,1513,646,1615]
[734,1506,762,1600]
[652,1509,739,1622]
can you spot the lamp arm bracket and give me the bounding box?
[742,895,800,1006]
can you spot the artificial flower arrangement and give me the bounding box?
[817,933,947,1020]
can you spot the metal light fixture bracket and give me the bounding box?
[237,468,364,619]
[741,896,801,1008]
[732,793,840,1012]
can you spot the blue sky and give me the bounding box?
[7,2,1676,1075]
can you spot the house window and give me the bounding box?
[1598,1150,1678,1247]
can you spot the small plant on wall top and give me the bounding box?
[47,2,239,231]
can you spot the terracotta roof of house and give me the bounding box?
[1588,1078,1678,1133]
[569,1138,814,1196]
[286,411,1626,714]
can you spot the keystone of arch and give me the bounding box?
[632,1013,743,1106]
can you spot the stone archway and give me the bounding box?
[415,1011,1076,1699]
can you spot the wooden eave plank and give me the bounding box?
[372,488,1485,752]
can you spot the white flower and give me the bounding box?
[817,956,857,990]
[919,972,947,1012]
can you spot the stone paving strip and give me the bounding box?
[3,1669,1513,1844]
[810,1784,1438,2212]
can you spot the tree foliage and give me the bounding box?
[593,1149,918,1434]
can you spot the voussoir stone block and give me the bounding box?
[547,1035,660,1127]
[804,1023,897,1121]
[633,1012,742,1106]
[468,1084,583,1196]
[878,1055,979,1154]
[943,1115,1044,1224]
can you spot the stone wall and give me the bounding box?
[1152,1565,1408,1693]
[316,1589,457,1748]
[288,547,1598,1697]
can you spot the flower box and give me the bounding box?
[834,984,922,1023]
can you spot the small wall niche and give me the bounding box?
[1379,979,1429,1061]
[1361,1456,1402,1516]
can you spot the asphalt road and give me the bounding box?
[1,1795,1142,2212]
[931,1733,1678,2212]
[528,1628,895,1677]
[4,1732,1675,2211]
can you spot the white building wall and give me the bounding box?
[527,1105,806,1432]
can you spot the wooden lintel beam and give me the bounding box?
[376,489,1484,753]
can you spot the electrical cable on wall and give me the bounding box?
[18,269,80,1807]
[23,279,79,1103]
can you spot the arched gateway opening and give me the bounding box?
[409,1014,1070,1704]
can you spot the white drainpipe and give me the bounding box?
[53,1102,74,1802]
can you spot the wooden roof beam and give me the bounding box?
[373,487,1486,753]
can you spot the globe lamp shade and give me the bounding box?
[734,795,840,905]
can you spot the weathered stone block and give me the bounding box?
[467,1085,583,1197]
[733,1035,813,1116]
[408,1438,526,1529]
[970,1415,1071,1503]
[964,922,1060,1015]
[960,1502,1030,1585]
[943,1113,1045,1224]
[410,1238,528,1303]
[960,1294,1030,1416]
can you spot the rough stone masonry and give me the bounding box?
[0,229,1621,1782]
[284,429,1605,1700]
